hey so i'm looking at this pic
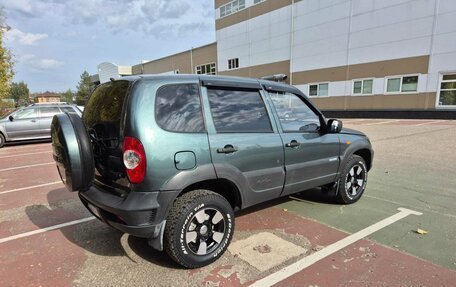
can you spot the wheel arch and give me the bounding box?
[180,178,243,211]
[353,148,372,171]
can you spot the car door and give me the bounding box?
[5,107,40,140]
[38,106,63,137]
[266,90,340,196]
[201,80,285,208]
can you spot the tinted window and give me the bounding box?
[40,107,61,117]
[207,89,272,133]
[155,84,205,133]
[83,81,129,129]
[61,106,76,113]
[269,92,320,132]
[14,108,37,119]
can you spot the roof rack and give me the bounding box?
[28,102,70,106]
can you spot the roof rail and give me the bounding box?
[28,102,70,106]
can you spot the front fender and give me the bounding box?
[338,134,373,172]
[0,124,8,140]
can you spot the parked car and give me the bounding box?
[51,75,373,268]
[0,103,82,148]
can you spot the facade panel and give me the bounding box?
[116,0,456,112]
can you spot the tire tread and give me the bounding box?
[164,189,232,268]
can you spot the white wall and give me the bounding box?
[217,5,292,71]
[98,62,121,84]
[216,0,456,104]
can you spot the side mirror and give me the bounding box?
[328,119,343,133]
[8,115,14,122]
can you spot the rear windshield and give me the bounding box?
[83,81,129,129]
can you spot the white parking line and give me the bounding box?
[414,120,445,126]
[250,207,422,287]
[0,181,62,195]
[0,151,51,159]
[0,144,50,153]
[0,217,95,244]
[365,120,399,126]
[0,162,54,172]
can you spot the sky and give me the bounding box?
[1,0,216,93]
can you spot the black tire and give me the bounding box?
[336,155,368,204]
[51,113,94,192]
[164,189,234,268]
[0,133,5,148]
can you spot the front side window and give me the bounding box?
[155,84,205,133]
[309,83,328,97]
[40,107,61,117]
[386,75,418,93]
[13,108,37,120]
[353,79,373,95]
[438,74,456,106]
[207,88,272,133]
[269,92,320,133]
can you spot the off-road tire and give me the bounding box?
[336,155,368,204]
[164,189,234,268]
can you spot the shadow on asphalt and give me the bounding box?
[25,186,338,269]
[24,187,181,268]
[236,187,338,218]
[4,139,51,147]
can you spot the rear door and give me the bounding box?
[38,106,63,137]
[266,90,340,196]
[5,107,40,140]
[201,80,285,208]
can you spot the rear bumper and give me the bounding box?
[79,185,179,239]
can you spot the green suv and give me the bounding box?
[51,75,373,268]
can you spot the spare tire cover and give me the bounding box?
[51,112,94,192]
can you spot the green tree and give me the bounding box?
[0,9,14,101]
[75,70,92,105]
[10,81,29,105]
[61,89,74,103]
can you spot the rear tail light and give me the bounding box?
[122,136,146,183]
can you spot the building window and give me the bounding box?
[254,0,265,4]
[195,63,216,75]
[220,0,246,18]
[438,74,456,106]
[308,83,329,97]
[386,75,418,93]
[228,58,239,70]
[353,79,373,95]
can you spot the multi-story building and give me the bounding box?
[100,0,456,115]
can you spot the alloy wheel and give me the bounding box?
[185,208,226,255]
[345,164,365,199]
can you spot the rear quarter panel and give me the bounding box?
[125,78,215,192]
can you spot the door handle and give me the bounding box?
[31,119,37,122]
[285,140,300,148]
[217,145,238,154]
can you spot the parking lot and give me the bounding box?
[1,119,455,286]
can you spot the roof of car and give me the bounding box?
[117,74,302,94]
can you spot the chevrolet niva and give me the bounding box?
[51,75,373,268]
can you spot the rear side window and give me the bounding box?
[61,106,76,113]
[83,81,129,129]
[40,107,61,117]
[155,84,205,133]
[207,88,272,133]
